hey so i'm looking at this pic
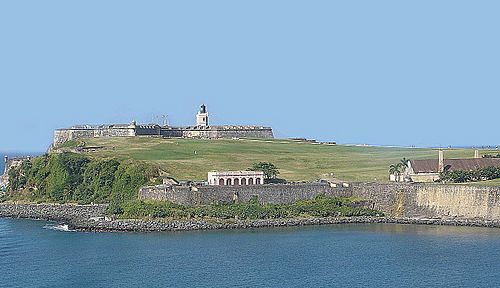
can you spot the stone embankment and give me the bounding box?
[2,203,500,232]
[0,203,107,221]
[71,216,500,232]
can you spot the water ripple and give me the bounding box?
[1,219,500,288]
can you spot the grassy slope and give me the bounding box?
[61,137,499,183]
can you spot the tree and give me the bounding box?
[389,164,402,175]
[389,163,403,182]
[400,158,409,169]
[249,162,280,179]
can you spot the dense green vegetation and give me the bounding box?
[6,152,159,204]
[57,137,499,182]
[440,167,500,183]
[117,195,381,220]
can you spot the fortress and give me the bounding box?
[53,104,274,146]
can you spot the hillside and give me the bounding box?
[56,137,498,182]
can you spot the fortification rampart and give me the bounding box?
[348,183,500,220]
[53,125,274,146]
[139,183,348,205]
[52,105,274,146]
[54,125,136,146]
[179,126,274,139]
[139,182,500,220]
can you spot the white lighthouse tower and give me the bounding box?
[196,104,209,127]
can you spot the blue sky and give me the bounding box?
[1,1,499,152]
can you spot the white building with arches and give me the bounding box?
[208,171,265,186]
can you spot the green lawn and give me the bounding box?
[60,137,499,183]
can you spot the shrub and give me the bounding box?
[440,166,500,183]
[112,196,381,220]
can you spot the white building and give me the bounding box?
[208,171,265,186]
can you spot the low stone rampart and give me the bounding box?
[139,183,350,205]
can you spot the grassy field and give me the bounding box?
[58,137,500,183]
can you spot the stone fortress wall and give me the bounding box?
[349,182,500,220]
[53,105,274,146]
[139,182,500,221]
[53,124,136,146]
[53,125,274,146]
[139,183,346,206]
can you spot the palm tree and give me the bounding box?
[400,158,409,169]
[389,163,403,182]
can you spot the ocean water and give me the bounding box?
[1,219,500,288]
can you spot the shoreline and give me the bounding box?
[69,216,500,233]
[1,203,500,232]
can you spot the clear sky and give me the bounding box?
[1,1,499,152]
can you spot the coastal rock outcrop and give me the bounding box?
[0,203,107,221]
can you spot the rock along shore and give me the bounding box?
[0,203,107,222]
[73,216,500,232]
[1,203,500,232]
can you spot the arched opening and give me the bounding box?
[234,178,240,185]
[248,178,254,185]
[226,178,232,185]
[219,178,225,186]
[256,178,261,185]
[241,178,247,185]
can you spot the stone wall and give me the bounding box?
[53,125,274,146]
[135,125,161,136]
[53,126,135,146]
[180,126,274,139]
[348,183,500,220]
[139,183,350,205]
[139,182,500,220]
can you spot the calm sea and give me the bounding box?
[1,219,500,288]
